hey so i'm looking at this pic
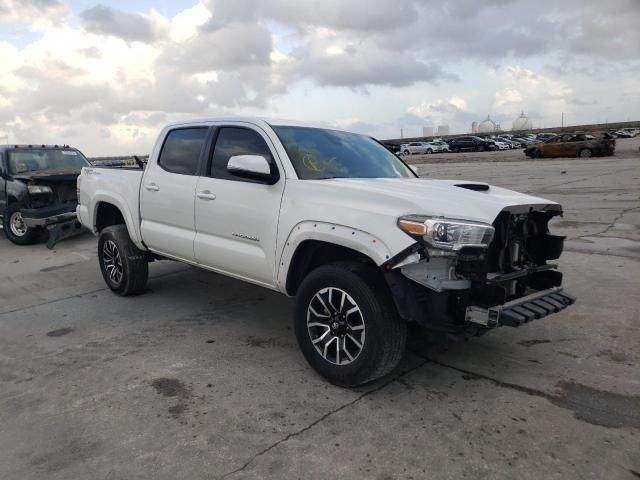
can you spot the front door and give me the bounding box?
[194,124,285,287]
[140,126,209,261]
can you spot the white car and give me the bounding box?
[426,141,450,153]
[77,117,575,387]
[493,140,511,150]
[400,142,431,155]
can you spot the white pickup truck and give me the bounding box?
[77,117,575,386]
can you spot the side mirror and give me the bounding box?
[227,155,278,184]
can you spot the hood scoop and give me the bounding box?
[454,182,490,192]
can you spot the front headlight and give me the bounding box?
[27,184,53,194]
[398,215,495,251]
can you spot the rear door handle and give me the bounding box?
[145,183,160,192]
[197,191,216,201]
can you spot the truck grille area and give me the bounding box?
[486,210,564,273]
[457,209,567,308]
[54,182,78,203]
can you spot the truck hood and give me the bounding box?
[306,177,561,224]
[13,169,82,182]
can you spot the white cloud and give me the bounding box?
[493,65,572,117]
[0,0,67,28]
[169,2,211,42]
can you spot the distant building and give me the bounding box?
[477,115,497,134]
[471,121,478,134]
[512,111,532,131]
[436,125,449,136]
[422,126,434,137]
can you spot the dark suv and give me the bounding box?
[448,136,497,152]
[0,145,90,246]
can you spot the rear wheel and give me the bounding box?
[453,146,460,153]
[578,148,593,158]
[403,150,410,156]
[98,225,148,296]
[3,204,39,245]
[426,149,433,154]
[294,263,407,387]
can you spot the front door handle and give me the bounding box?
[145,183,160,192]
[197,191,216,201]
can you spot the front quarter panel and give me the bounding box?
[276,221,395,292]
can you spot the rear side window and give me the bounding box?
[158,128,208,175]
[210,127,278,182]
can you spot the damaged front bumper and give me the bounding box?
[21,203,86,249]
[465,286,575,328]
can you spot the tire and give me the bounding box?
[477,145,485,152]
[453,146,460,153]
[294,263,407,387]
[98,225,148,296]
[3,204,39,245]
[578,148,593,158]
[403,150,410,156]
[426,149,433,154]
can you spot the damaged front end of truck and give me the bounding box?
[384,196,575,338]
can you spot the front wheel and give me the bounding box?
[3,204,39,245]
[294,263,407,387]
[426,149,433,154]
[98,225,148,296]
[403,150,410,156]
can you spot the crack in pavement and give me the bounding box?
[424,357,550,400]
[598,204,640,237]
[218,359,428,479]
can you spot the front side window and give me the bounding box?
[7,149,90,175]
[210,127,278,182]
[273,126,415,180]
[158,128,208,175]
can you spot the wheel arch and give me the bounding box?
[278,222,393,296]
[95,202,126,232]
[91,194,143,247]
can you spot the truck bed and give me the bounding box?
[76,166,146,247]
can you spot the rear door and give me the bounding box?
[194,124,285,287]
[140,126,209,261]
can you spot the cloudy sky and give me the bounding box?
[0,0,638,156]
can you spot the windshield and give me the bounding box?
[272,126,415,180]
[8,149,90,175]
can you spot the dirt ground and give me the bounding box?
[1,138,639,479]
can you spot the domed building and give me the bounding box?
[477,115,497,134]
[512,112,532,131]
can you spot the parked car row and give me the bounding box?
[607,128,639,138]
[389,126,632,157]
